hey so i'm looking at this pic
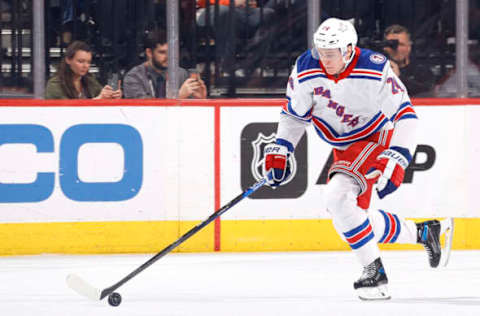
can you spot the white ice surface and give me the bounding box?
[1,250,479,316]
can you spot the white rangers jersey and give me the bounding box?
[278,47,417,150]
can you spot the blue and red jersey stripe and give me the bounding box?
[391,102,418,122]
[297,69,326,83]
[281,96,313,121]
[312,111,389,146]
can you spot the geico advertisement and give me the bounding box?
[221,105,478,219]
[0,107,214,222]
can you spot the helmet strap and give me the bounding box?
[341,45,355,67]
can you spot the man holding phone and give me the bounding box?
[123,29,207,99]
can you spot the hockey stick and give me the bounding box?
[67,178,267,302]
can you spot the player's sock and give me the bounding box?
[339,217,381,266]
[416,220,441,268]
[353,257,391,300]
[369,209,418,244]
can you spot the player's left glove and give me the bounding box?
[262,143,292,188]
[365,146,412,199]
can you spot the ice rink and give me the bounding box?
[1,250,479,316]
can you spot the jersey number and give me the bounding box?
[387,77,404,95]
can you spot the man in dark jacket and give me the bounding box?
[123,29,206,99]
[383,24,435,97]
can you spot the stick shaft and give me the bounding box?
[100,178,266,299]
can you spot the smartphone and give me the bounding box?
[108,73,119,90]
[188,69,199,81]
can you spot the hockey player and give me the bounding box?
[262,18,453,300]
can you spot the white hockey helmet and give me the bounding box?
[313,18,358,64]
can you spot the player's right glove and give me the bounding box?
[262,143,292,188]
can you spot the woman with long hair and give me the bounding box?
[45,41,121,99]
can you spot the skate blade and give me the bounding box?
[357,284,391,301]
[440,217,454,267]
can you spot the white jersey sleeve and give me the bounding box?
[390,118,418,155]
[377,60,418,154]
[276,114,309,151]
[275,57,313,151]
[284,58,315,121]
[377,60,417,123]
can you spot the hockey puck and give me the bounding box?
[108,292,122,307]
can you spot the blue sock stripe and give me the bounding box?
[378,210,390,243]
[344,219,370,238]
[350,231,375,249]
[390,214,401,243]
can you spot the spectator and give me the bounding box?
[196,0,275,72]
[0,0,11,22]
[60,0,82,44]
[45,41,122,99]
[383,24,435,97]
[197,0,273,33]
[123,29,207,99]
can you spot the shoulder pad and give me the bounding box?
[296,50,322,74]
[355,48,388,72]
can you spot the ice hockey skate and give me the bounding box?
[354,257,391,301]
[416,218,454,268]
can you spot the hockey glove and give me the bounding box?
[365,146,412,199]
[263,143,292,188]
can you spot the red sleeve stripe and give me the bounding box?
[351,69,383,77]
[393,106,417,122]
[297,69,325,79]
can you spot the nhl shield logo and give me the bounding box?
[250,132,297,186]
[240,122,307,199]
